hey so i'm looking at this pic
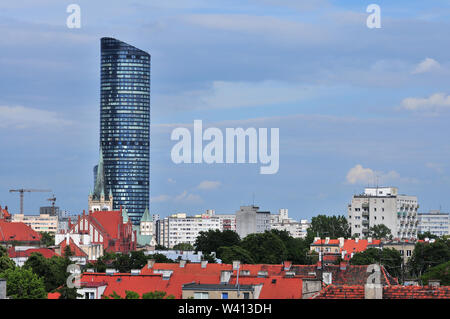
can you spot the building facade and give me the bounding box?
[417,210,449,237]
[100,37,151,225]
[270,209,309,238]
[12,213,58,234]
[347,187,419,239]
[235,206,271,239]
[156,213,221,248]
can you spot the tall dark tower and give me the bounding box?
[100,37,150,225]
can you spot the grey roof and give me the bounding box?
[92,147,111,201]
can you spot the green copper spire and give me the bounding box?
[140,207,152,223]
[122,206,129,223]
[93,147,108,200]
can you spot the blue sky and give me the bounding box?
[1,0,450,221]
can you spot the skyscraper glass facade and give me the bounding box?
[100,37,150,225]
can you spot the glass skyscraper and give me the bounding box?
[100,37,150,225]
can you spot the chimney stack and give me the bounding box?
[147,259,155,269]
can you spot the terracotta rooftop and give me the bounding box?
[0,220,41,242]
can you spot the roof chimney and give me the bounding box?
[179,260,186,268]
[201,260,208,269]
[368,237,372,243]
[325,237,330,244]
[355,238,359,243]
[220,271,232,284]
[429,280,440,288]
[283,261,292,271]
[338,237,345,247]
[147,259,155,269]
[232,260,240,270]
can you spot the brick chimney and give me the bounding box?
[147,259,155,269]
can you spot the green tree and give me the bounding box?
[418,232,439,240]
[0,255,15,273]
[0,267,47,299]
[93,252,117,272]
[270,230,311,264]
[172,243,194,251]
[24,253,68,292]
[350,248,402,278]
[129,250,149,269]
[407,238,450,279]
[56,286,83,299]
[0,245,7,257]
[155,244,168,250]
[194,230,241,256]
[149,253,175,263]
[305,215,351,245]
[125,290,141,299]
[113,253,131,273]
[39,232,55,247]
[368,224,392,239]
[240,231,287,264]
[421,261,450,286]
[142,290,174,299]
[218,246,255,264]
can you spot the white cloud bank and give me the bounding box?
[197,180,221,190]
[401,93,450,112]
[0,105,73,129]
[411,58,441,74]
[346,164,417,185]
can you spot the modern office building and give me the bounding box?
[418,210,449,237]
[99,37,151,225]
[12,213,58,234]
[347,187,419,239]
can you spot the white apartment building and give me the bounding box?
[270,209,310,238]
[156,212,221,248]
[235,205,271,239]
[12,213,58,234]
[418,210,449,237]
[347,187,419,239]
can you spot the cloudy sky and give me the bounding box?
[1,0,450,221]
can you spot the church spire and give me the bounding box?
[93,147,107,200]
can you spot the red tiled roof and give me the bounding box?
[313,285,365,299]
[90,210,123,239]
[48,292,61,299]
[0,207,11,220]
[228,276,303,299]
[58,238,88,257]
[0,220,41,242]
[9,248,58,259]
[384,285,450,299]
[312,239,340,246]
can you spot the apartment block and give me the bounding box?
[12,213,58,234]
[270,209,309,238]
[235,206,271,239]
[347,187,419,239]
[417,210,449,237]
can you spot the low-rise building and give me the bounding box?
[12,213,58,234]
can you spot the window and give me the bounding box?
[194,292,209,299]
[407,250,412,257]
[243,292,250,299]
[222,292,228,299]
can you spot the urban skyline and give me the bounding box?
[1,1,450,222]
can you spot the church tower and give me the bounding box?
[88,148,113,211]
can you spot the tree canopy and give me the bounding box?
[0,267,47,299]
[407,238,450,278]
[368,224,392,239]
[350,247,402,279]
[305,214,351,244]
[194,230,241,255]
[240,231,288,264]
[421,260,450,286]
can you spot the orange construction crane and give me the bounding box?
[9,189,51,214]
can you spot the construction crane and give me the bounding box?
[47,194,57,216]
[9,189,51,214]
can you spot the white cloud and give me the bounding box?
[401,93,450,112]
[346,164,417,185]
[167,178,176,184]
[175,190,203,203]
[412,58,441,74]
[0,105,73,129]
[150,195,171,203]
[197,180,221,190]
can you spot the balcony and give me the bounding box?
[362,219,369,226]
[362,211,369,217]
